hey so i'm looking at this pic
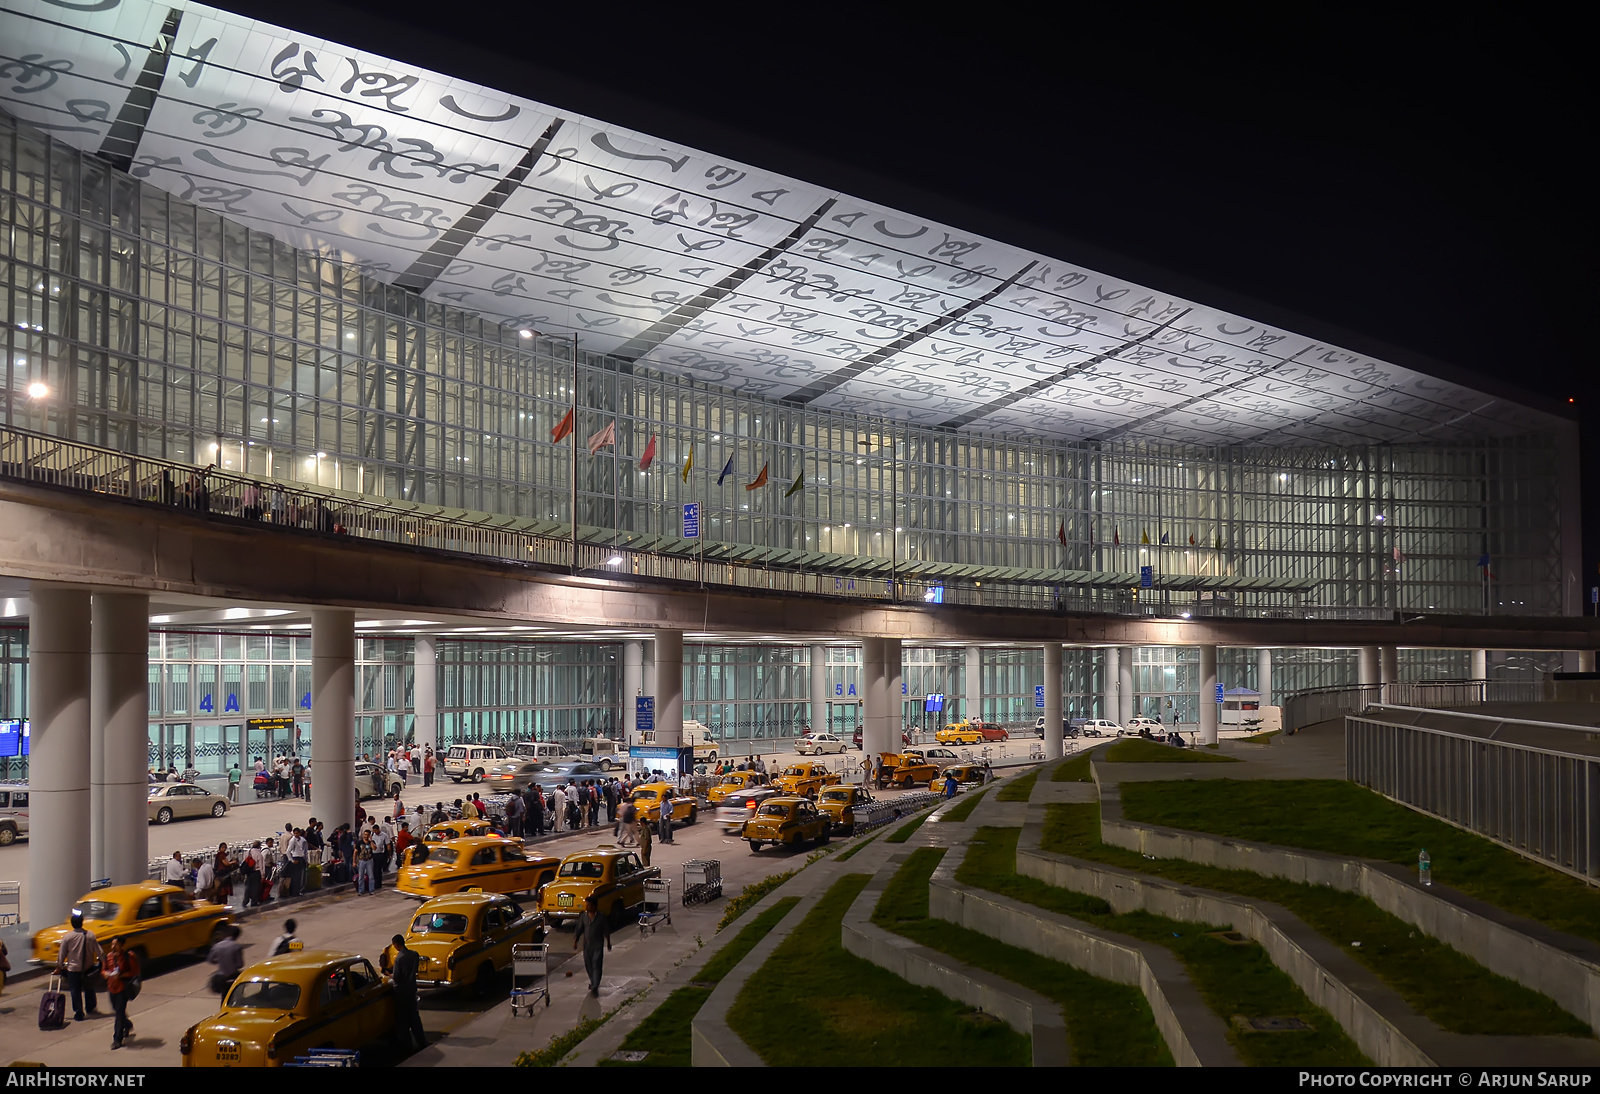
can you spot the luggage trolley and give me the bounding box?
[509,942,550,1014]
[681,859,722,905]
[638,878,672,935]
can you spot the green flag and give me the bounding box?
[784,468,805,497]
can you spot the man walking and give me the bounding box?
[658,793,674,845]
[286,827,309,896]
[55,911,103,1020]
[388,934,426,1051]
[227,761,242,803]
[572,895,612,995]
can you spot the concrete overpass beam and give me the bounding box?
[1101,647,1117,721]
[1358,645,1380,694]
[1471,648,1488,680]
[311,609,355,839]
[1044,644,1064,760]
[28,584,91,931]
[93,592,149,886]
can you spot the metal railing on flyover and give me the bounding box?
[1346,708,1599,881]
[0,423,1402,621]
[1284,679,1550,733]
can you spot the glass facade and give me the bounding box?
[0,112,1568,618]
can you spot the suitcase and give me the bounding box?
[38,975,66,1030]
[306,863,322,890]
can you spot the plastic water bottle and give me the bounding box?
[1418,848,1432,887]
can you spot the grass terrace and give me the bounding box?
[1103,739,1240,763]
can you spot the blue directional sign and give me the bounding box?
[682,502,700,539]
[1215,683,1226,703]
[1035,684,1046,708]
[636,696,655,733]
[1140,565,1153,589]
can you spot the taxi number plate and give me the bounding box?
[558,893,573,907]
[217,1040,240,1061]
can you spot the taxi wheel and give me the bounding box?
[748,840,762,852]
[211,801,226,817]
[684,808,697,826]
[155,807,174,824]
[474,961,497,997]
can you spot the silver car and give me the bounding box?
[484,760,555,793]
[527,760,607,793]
[355,761,405,800]
[147,782,228,824]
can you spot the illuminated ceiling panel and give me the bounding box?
[0,0,1563,446]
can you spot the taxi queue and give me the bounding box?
[24,756,977,1067]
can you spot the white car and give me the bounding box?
[1079,719,1123,738]
[795,733,846,756]
[1127,717,1163,731]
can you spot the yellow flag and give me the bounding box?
[681,444,693,483]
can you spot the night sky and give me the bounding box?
[222,2,1598,598]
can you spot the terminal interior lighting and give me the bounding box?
[26,381,48,399]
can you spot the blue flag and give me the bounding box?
[1477,553,1490,567]
[717,454,735,485]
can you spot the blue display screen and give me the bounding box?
[0,720,22,758]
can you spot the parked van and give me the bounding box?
[513,741,568,762]
[0,783,29,845]
[444,745,507,783]
[574,737,624,770]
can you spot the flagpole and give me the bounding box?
[889,425,898,603]
[611,384,620,551]
[570,333,579,573]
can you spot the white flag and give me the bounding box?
[587,421,616,455]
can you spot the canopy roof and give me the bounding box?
[0,1,1563,447]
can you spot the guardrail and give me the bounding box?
[1283,679,1549,732]
[1,423,1384,621]
[1346,711,1599,881]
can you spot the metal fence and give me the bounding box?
[1347,711,1599,881]
[1284,679,1550,732]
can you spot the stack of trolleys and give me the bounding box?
[681,859,722,905]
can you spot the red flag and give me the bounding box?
[744,462,769,490]
[1113,528,1120,547]
[639,435,657,471]
[550,408,573,442]
[1189,533,1196,546]
[1057,520,1068,547]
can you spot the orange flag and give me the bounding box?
[745,462,769,490]
[550,408,574,442]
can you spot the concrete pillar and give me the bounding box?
[1470,648,1488,680]
[643,641,656,708]
[964,645,982,723]
[809,644,828,737]
[1380,645,1399,703]
[93,593,149,886]
[311,609,355,839]
[28,585,91,930]
[1256,648,1273,708]
[413,634,437,755]
[1578,650,1596,673]
[1358,646,1380,694]
[886,638,903,743]
[1199,643,1218,746]
[1118,646,1134,726]
[623,640,643,741]
[1043,644,1064,760]
[654,629,683,747]
[861,637,892,756]
[1101,647,1118,721]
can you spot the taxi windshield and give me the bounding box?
[410,912,470,934]
[719,775,744,784]
[226,980,302,1010]
[821,789,851,801]
[75,901,121,921]
[781,767,804,777]
[757,803,791,817]
[628,789,660,801]
[557,861,606,879]
[427,848,460,865]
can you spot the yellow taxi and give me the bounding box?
[936,722,985,745]
[397,836,560,900]
[878,752,938,788]
[930,763,987,794]
[815,784,875,835]
[705,770,769,804]
[32,881,232,968]
[742,796,830,852]
[379,892,544,993]
[771,761,841,798]
[538,847,658,926]
[180,950,395,1067]
[423,819,494,843]
[629,782,699,829]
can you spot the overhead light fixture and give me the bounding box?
[26,381,48,399]
[606,556,624,565]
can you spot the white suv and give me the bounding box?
[0,784,28,845]
[795,733,845,755]
[444,745,507,783]
[1079,720,1122,737]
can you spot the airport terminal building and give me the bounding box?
[0,0,1592,920]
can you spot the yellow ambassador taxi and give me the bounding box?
[538,847,658,926]
[930,763,987,794]
[629,782,699,830]
[705,770,769,804]
[423,819,493,843]
[743,796,830,852]
[380,892,544,993]
[771,761,840,798]
[32,881,231,968]
[181,950,395,1067]
[397,836,559,900]
[816,784,874,835]
[936,722,985,745]
[878,752,938,788]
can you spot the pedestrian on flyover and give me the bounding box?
[227,761,241,803]
[572,895,612,996]
[55,910,102,1021]
[389,934,426,1050]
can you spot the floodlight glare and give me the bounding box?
[26,381,48,399]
